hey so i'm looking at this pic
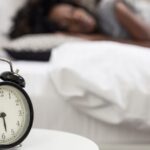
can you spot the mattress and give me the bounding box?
[0,60,150,147]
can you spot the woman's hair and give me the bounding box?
[9,0,98,39]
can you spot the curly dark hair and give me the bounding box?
[9,0,98,39]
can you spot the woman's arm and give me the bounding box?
[64,33,150,48]
[115,1,150,40]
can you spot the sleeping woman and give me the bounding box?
[9,0,150,47]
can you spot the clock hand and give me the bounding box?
[2,116,7,132]
[0,112,7,132]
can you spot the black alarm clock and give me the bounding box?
[0,58,34,149]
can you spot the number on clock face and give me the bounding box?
[0,85,30,145]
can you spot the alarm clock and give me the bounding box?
[0,58,34,149]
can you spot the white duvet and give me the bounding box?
[50,41,150,129]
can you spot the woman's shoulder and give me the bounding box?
[97,0,117,10]
[96,0,117,22]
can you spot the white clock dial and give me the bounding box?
[0,85,30,145]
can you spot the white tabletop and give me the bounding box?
[22,128,99,150]
[100,144,150,150]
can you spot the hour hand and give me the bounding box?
[3,117,7,132]
[0,112,7,132]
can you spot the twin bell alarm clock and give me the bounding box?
[0,58,34,149]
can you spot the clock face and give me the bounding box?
[0,83,33,147]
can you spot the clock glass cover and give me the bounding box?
[0,83,32,146]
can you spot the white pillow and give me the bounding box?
[4,34,83,51]
[2,34,82,61]
[50,41,150,129]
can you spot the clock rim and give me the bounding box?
[0,81,34,149]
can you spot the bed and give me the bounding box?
[1,41,150,147]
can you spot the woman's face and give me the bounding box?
[48,4,97,33]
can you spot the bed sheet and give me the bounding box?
[0,60,150,147]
